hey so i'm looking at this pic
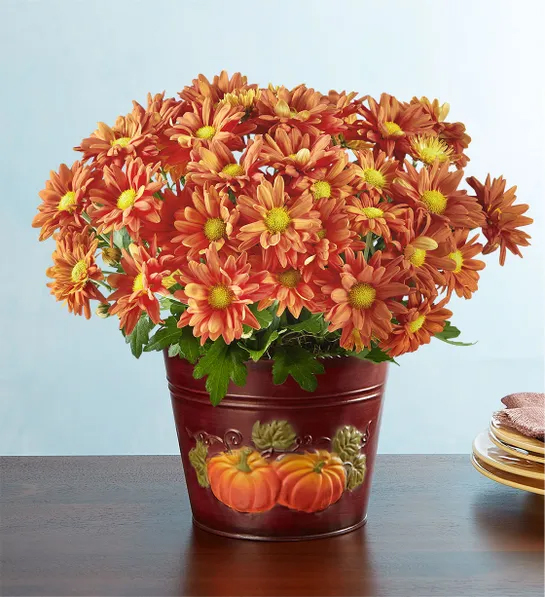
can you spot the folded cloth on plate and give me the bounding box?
[494,392,545,440]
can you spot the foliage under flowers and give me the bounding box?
[33,72,533,404]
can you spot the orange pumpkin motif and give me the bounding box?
[207,447,281,513]
[273,450,346,513]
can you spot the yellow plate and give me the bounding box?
[490,418,545,455]
[471,453,545,496]
[473,431,545,480]
[489,429,545,464]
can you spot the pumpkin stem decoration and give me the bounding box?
[313,460,326,474]
[207,447,281,513]
[236,447,253,473]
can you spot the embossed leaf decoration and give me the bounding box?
[332,425,364,461]
[251,420,297,451]
[346,454,367,491]
[188,439,209,488]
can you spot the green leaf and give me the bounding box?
[364,346,398,364]
[168,343,182,358]
[159,297,186,316]
[285,313,328,334]
[145,317,182,352]
[249,303,274,329]
[178,326,202,364]
[188,439,209,488]
[252,420,297,451]
[272,346,324,392]
[346,454,367,491]
[193,338,248,405]
[435,321,476,346]
[239,329,280,362]
[332,425,364,461]
[113,228,132,250]
[125,314,155,359]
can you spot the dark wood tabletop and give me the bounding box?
[1,455,543,597]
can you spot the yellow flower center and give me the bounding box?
[203,217,227,241]
[409,248,427,267]
[161,269,181,290]
[408,314,426,333]
[449,249,464,273]
[412,136,453,165]
[264,207,291,234]
[132,273,144,292]
[111,137,131,148]
[317,229,327,239]
[219,89,261,109]
[421,190,448,215]
[70,260,88,283]
[208,284,233,309]
[348,283,376,309]
[277,269,301,288]
[361,206,384,219]
[195,125,216,140]
[312,180,332,200]
[117,189,137,210]
[363,168,386,189]
[57,191,76,211]
[221,163,245,177]
[384,121,403,136]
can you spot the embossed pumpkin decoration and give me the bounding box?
[207,447,281,513]
[273,450,347,513]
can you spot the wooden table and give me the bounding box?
[1,455,543,596]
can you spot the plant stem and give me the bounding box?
[363,231,373,262]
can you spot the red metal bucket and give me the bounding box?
[165,354,388,541]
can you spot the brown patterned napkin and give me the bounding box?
[494,392,545,440]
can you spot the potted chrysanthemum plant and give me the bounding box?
[33,72,532,540]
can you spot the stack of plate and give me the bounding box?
[471,419,545,495]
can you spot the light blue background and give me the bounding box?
[1,0,543,455]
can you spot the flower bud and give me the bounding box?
[102,247,121,266]
[95,303,111,318]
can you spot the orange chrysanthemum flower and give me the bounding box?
[186,138,264,191]
[259,265,319,318]
[320,250,409,351]
[237,176,321,268]
[308,197,355,269]
[139,185,192,251]
[358,93,435,159]
[89,158,163,238]
[438,229,485,299]
[467,175,533,266]
[180,71,252,105]
[380,294,453,357]
[411,97,471,168]
[107,243,177,335]
[352,150,399,198]
[346,195,408,242]
[254,84,343,135]
[32,161,95,241]
[172,185,239,259]
[261,128,335,177]
[176,247,271,345]
[134,92,189,135]
[387,210,453,297]
[46,228,106,319]
[292,152,356,201]
[394,161,485,228]
[166,98,251,152]
[75,113,157,166]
